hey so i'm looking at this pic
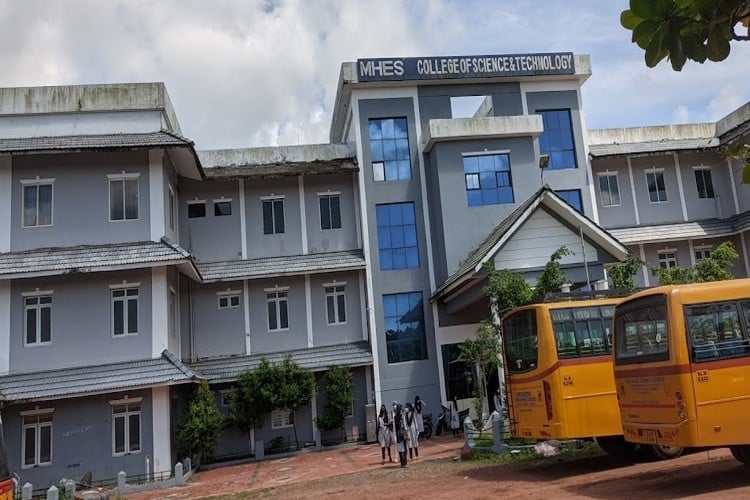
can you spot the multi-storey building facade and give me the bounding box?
[1,52,749,488]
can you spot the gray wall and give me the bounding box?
[11,151,151,251]
[679,150,735,220]
[630,155,684,225]
[247,276,308,354]
[9,270,153,373]
[304,174,359,254]
[192,280,246,359]
[179,178,242,261]
[592,156,637,228]
[309,271,364,347]
[358,97,441,409]
[244,177,303,259]
[6,389,153,489]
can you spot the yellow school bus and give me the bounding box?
[612,279,750,464]
[502,295,682,459]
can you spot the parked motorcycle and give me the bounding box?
[435,404,469,436]
[422,413,433,439]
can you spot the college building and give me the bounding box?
[1,51,749,487]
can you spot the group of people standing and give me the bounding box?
[377,396,426,467]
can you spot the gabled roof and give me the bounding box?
[0,239,194,279]
[432,187,630,301]
[588,137,719,158]
[0,350,200,403]
[197,250,366,282]
[188,342,373,383]
[0,131,191,153]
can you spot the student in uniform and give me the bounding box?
[378,404,393,464]
[414,395,426,439]
[405,402,419,460]
[394,404,409,467]
[450,396,460,437]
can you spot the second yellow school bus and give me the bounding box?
[502,295,682,459]
[612,279,750,464]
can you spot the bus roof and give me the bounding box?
[617,278,750,308]
[501,295,625,319]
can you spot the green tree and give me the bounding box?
[458,320,503,427]
[229,356,316,448]
[608,255,646,289]
[176,380,223,465]
[482,263,533,314]
[653,241,739,284]
[315,366,354,439]
[534,246,572,300]
[621,0,750,71]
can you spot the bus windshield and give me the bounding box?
[550,305,614,358]
[614,295,669,365]
[502,309,537,373]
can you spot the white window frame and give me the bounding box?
[187,200,207,219]
[22,290,53,346]
[324,282,347,326]
[693,166,714,199]
[110,396,142,456]
[694,245,712,262]
[20,178,55,228]
[271,408,293,429]
[645,169,668,204]
[265,286,290,332]
[372,162,385,182]
[597,172,621,207]
[213,198,233,217]
[109,283,140,337]
[20,407,53,469]
[107,173,140,222]
[657,249,678,269]
[217,289,241,310]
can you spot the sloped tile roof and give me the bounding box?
[588,137,719,158]
[188,342,373,383]
[608,209,750,245]
[0,239,192,278]
[0,350,199,402]
[197,250,366,282]
[0,131,192,153]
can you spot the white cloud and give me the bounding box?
[0,1,749,148]
[672,105,690,124]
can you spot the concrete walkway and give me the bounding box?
[127,434,465,499]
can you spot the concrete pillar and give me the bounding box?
[118,471,127,490]
[175,462,184,486]
[255,440,264,460]
[64,480,75,498]
[46,485,58,500]
[22,483,32,500]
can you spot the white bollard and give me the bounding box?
[46,485,58,500]
[22,483,32,500]
[175,462,184,486]
[118,471,127,490]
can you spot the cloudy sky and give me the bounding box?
[2,0,749,150]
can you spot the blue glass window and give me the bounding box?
[555,189,583,213]
[539,110,576,170]
[383,292,427,363]
[463,154,514,207]
[369,118,411,181]
[376,202,419,270]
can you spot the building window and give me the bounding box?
[383,292,427,363]
[108,174,139,221]
[21,180,54,227]
[694,168,715,199]
[598,173,621,207]
[539,109,576,170]
[187,201,206,218]
[695,246,712,262]
[220,390,234,408]
[267,289,289,331]
[217,291,241,310]
[24,294,52,345]
[441,344,474,400]
[111,399,141,455]
[646,170,668,203]
[214,200,232,216]
[658,251,678,269]
[376,203,419,271]
[271,408,293,429]
[463,153,514,207]
[111,286,139,336]
[22,410,53,468]
[262,199,285,234]
[325,284,347,325]
[555,189,583,213]
[319,194,342,230]
[369,117,411,181]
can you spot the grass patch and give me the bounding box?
[471,440,604,465]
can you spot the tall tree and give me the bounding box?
[621,0,750,71]
[315,366,354,440]
[533,246,572,300]
[176,380,223,465]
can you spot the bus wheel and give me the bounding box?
[647,445,684,460]
[730,445,750,465]
[595,436,636,459]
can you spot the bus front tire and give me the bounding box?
[595,436,636,459]
[647,444,684,460]
[730,445,750,465]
